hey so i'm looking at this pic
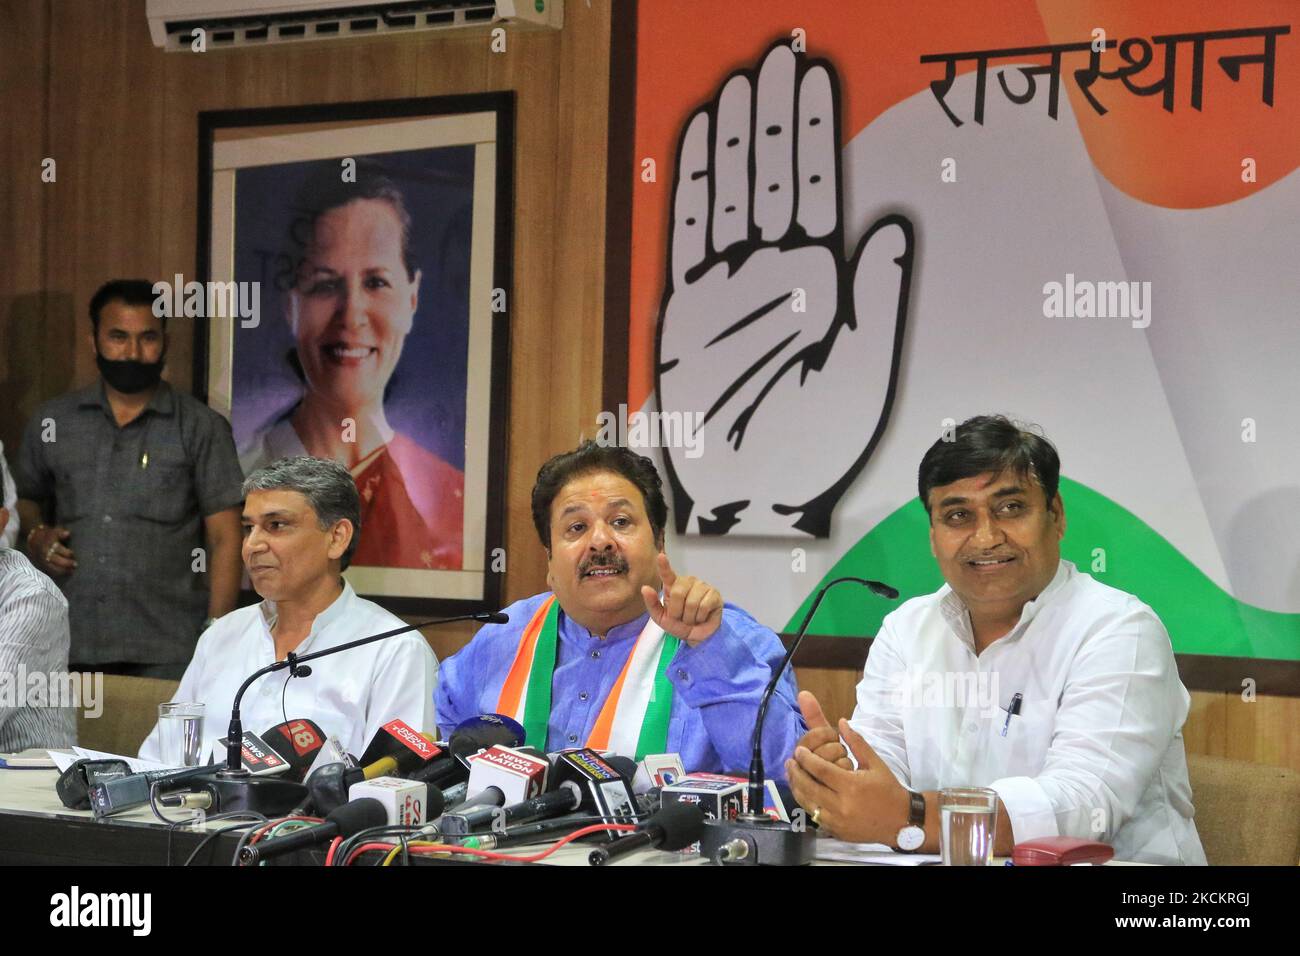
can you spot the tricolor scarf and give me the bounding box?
[495,595,679,760]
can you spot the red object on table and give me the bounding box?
[1012,836,1115,866]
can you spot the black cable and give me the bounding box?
[333,823,424,867]
[180,816,267,867]
[231,814,321,866]
[164,801,266,866]
[150,781,191,826]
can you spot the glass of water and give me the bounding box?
[157,702,205,767]
[939,787,998,866]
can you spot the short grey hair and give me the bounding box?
[242,456,362,569]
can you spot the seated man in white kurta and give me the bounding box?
[786,416,1205,865]
[140,456,435,763]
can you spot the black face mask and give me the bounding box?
[96,351,165,394]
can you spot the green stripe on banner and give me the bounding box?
[633,635,680,760]
[521,597,561,749]
[786,477,1300,661]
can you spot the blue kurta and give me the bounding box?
[436,592,807,780]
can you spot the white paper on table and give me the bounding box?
[47,750,80,773]
[58,747,172,774]
[816,838,942,866]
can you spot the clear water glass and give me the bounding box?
[157,702,205,767]
[940,786,998,866]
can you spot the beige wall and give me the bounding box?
[1,0,1294,773]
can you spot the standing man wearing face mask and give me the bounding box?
[14,279,245,679]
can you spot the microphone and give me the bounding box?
[546,749,638,833]
[215,730,293,776]
[237,798,388,865]
[459,812,609,850]
[629,753,685,794]
[88,765,212,817]
[704,574,898,866]
[305,726,440,816]
[588,800,706,865]
[408,714,526,789]
[603,755,640,785]
[436,745,552,834]
[357,721,443,777]
[441,748,638,836]
[260,718,328,782]
[439,780,470,809]
[220,610,509,774]
[441,784,577,835]
[349,778,446,826]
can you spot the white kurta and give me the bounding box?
[139,581,436,764]
[851,560,1206,865]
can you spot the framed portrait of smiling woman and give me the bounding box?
[195,93,512,616]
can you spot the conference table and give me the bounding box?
[0,767,723,866]
[0,767,1139,867]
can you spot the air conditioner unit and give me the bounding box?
[146,0,562,51]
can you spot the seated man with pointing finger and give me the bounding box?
[436,441,806,774]
[787,416,1205,864]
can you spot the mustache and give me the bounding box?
[580,554,628,575]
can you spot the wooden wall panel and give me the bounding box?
[0,0,54,458]
[793,666,857,730]
[1185,690,1300,772]
[550,0,612,443]
[484,31,561,605]
[44,0,167,391]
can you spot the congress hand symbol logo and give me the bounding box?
[655,43,915,537]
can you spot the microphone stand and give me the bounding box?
[701,576,898,866]
[183,610,507,817]
[221,609,506,775]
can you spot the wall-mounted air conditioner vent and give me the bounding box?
[146,0,562,51]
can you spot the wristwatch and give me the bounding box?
[894,790,926,852]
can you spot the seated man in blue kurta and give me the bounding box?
[436,441,806,776]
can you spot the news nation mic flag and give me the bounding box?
[439,746,554,834]
[466,745,550,802]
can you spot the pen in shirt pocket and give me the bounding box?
[1000,692,1023,737]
